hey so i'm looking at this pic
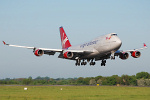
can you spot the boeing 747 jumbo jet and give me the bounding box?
[3,27,147,66]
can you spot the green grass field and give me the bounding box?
[0,86,150,100]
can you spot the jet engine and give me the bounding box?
[63,51,74,59]
[34,49,44,56]
[119,52,129,60]
[131,51,141,58]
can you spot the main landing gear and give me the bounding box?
[75,59,87,66]
[101,60,106,66]
[90,59,96,66]
[75,59,107,66]
[81,60,87,65]
[75,59,95,66]
[75,59,81,66]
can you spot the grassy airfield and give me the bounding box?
[0,86,150,100]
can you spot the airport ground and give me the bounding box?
[0,85,150,100]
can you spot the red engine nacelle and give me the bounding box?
[131,51,141,58]
[63,51,74,59]
[119,53,129,60]
[34,49,44,56]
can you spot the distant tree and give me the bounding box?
[101,75,119,85]
[89,79,96,85]
[76,77,84,85]
[137,79,146,86]
[7,80,18,84]
[97,79,102,85]
[22,78,32,85]
[120,75,136,86]
[145,79,150,86]
[121,75,130,85]
[28,76,32,80]
[137,79,150,86]
[95,76,103,81]
[83,77,91,85]
[0,80,7,84]
[57,80,64,85]
[101,77,107,85]
[106,76,117,85]
[67,78,75,85]
[44,76,50,81]
[35,76,42,80]
[48,78,56,85]
[1,71,149,86]
[136,72,150,79]
[5,78,11,81]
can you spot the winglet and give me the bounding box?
[3,41,6,45]
[144,43,147,48]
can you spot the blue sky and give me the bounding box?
[0,0,150,79]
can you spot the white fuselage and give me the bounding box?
[68,33,122,59]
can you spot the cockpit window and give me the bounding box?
[111,33,117,36]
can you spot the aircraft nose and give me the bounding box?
[116,38,122,47]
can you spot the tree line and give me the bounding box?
[0,72,150,86]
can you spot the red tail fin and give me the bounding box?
[60,27,72,49]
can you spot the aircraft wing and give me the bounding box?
[3,41,35,49]
[116,43,147,54]
[115,43,147,55]
[2,41,62,54]
[2,41,93,56]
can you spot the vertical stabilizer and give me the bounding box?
[60,27,72,49]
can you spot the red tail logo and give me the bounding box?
[60,27,72,49]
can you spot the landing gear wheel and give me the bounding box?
[93,62,96,65]
[78,63,80,66]
[90,62,92,66]
[101,63,106,66]
[81,59,87,66]
[75,63,77,66]
[90,62,96,66]
[101,60,106,66]
[84,62,87,65]
[75,63,80,66]
[75,59,81,66]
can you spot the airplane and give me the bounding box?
[3,27,147,66]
